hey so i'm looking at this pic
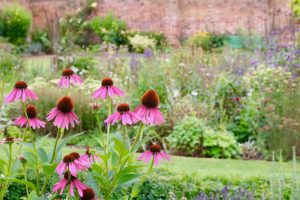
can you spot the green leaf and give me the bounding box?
[37,147,48,163]
[111,150,119,166]
[24,151,36,165]
[118,165,143,178]
[131,182,141,198]
[113,137,128,156]
[116,173,140,185]
[131,136,156,153]
[0,177,36,191]
[56,132,84,153]
[43,163,57,176]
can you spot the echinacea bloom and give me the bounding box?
[138,144,170,165]
[14,105,46,129]
[81,188,97,200]
[92,77,124,99]
[47,96,79,129]
[90,102,101,113]
[0,137,23,144]
[58,69,83,88]
[105,103,140,125]
[81,147,100,164]
[5,81,38,103]
[135,90,164,125]
[53,171,88,197]
[56,152,90,176]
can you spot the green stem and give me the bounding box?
[106,96,112,148]
[130,123,144,153]
[123,125,127,145]
[21,100,30,141]
[41,128,63,194]
[95,113,103,136]
[130,158,154,200]
[23,164,29,197]
[50,128,62,163]
[32,143,40,194]
[8,143,12,174]
[0,143,13,199]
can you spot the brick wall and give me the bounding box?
[0,0,293,45]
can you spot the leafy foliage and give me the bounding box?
[89,14,127,46]
[0,4,32,45]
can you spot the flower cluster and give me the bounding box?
[4,71,169,199]
[54,151,98,197]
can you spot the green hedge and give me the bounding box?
[4,170,293,199]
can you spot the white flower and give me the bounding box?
[90,2,97,8]
[191,90,198,96]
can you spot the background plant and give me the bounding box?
[0,4,32,45]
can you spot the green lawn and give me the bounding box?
[2,143,299,179]
[159,155,300,179]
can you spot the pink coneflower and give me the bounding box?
[90,102,101,113]
[56,152,90,176]
[105,103,140,125]
[5,81,38,103]
[14,105,46,129]
[138,144,170,165]
[58,69,83,88]
[81,188,97,200]
[47,96,79,129]
[135,90,164,125]
[53,171,88,197]
[81,147,100,164]
[92,77,124,99]
[0,137,23,144]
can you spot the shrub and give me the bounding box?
[5,170,293,200]
[128,31,168,50]
[188,32,225,52]
[292,0,300,18]
[89,14,127,46]
[202,127,240,158]
[0,4,32,45]
[167,117,206,156]
[168,117,240,158]
[30,29,53,54]
[128,34,156,53]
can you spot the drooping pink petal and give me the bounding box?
[5,89,17,103]
[69,162,77,176]
[56,162,67,176]
[69,181,75,196]
[111,86,125,97]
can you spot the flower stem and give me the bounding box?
[106,96,112,148]
[130,123,144,152]
[23,164,29,197]
[123,125,127,145]
[8,143,12,174]
[50,128,60,163]
[32,143,40,194]
[21,101,29,140]
[41,128,63,194]
[0,143,13,199]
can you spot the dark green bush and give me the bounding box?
[0,4,32,45]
